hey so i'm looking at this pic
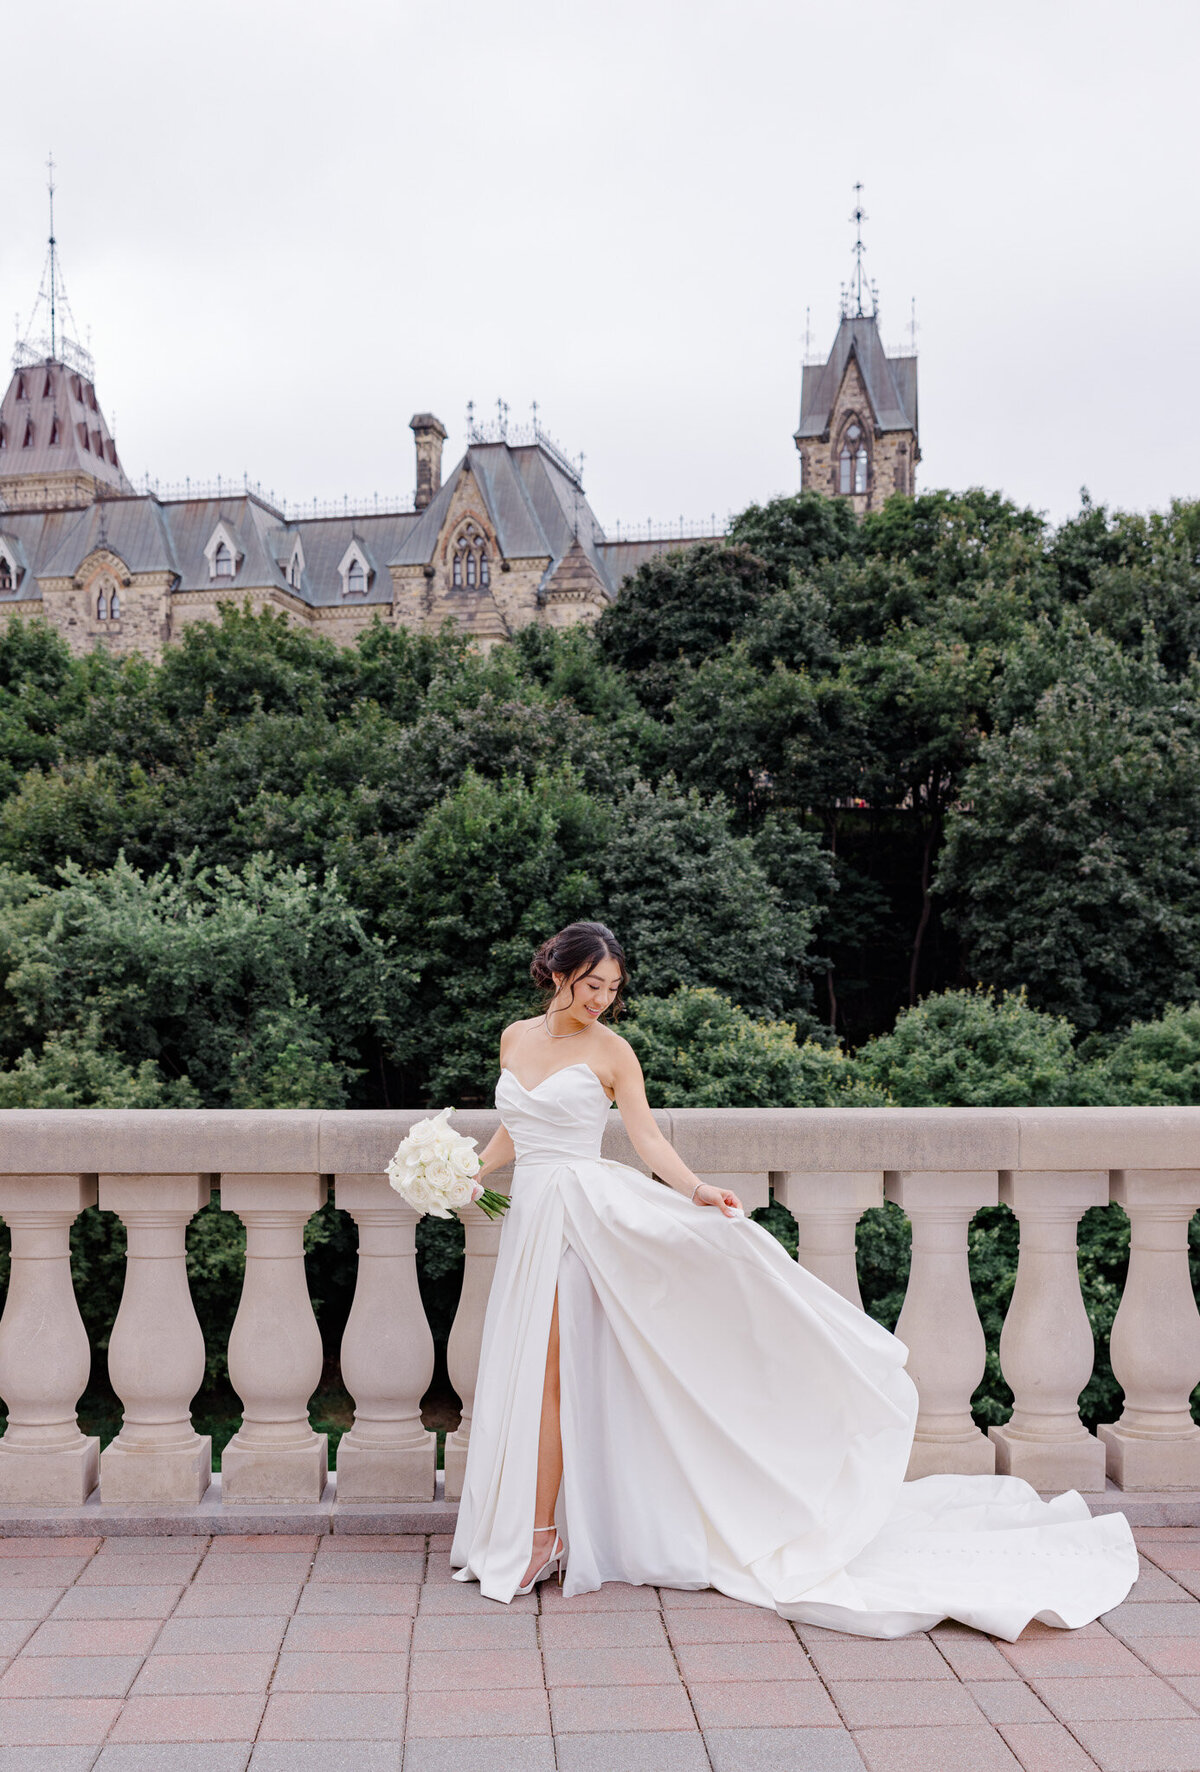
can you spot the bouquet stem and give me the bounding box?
[473,1187,511,1220]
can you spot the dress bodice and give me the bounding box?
[495,1063,613,1165]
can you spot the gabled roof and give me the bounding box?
[796,314,918,439]
[0,359,132,495]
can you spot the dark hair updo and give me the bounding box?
[530,921,628,1020]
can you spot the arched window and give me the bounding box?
[839,422,869,496]
[347,558,365,596]
[96,587,108,620]
[43,371,53,398]
[15,374,26,401]
[214,541,233,577]
[452,522,490,592]
[22,421,34,449]
[110,588,121,619]
[0,558,12,593]
[0,424,7,451]
[289,554,301,589]
[49,417,61,446]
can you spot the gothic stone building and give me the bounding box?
[0,309,917,661]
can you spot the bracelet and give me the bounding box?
[690,1183,703,1202]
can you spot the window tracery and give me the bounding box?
[451,521,490,592]
[838,421,869,496]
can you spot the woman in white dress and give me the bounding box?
[449,921,1138,1637]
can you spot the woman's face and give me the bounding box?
[553,955,623,1023]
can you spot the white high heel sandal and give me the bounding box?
[516,1523,564,1594]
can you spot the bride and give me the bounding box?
[449,920,1137,1638]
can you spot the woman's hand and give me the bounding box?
[692,1183,744,1218]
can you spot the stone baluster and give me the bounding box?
[98,1174,214,1505]
[886,1171,999,1477]
[774,1171,884,1306]
[0,1175,100,1505]
[335,1173,437,1501]
[988,1171,1107,1492]
[444,1200,505,1502]
[1098,1169,1200,1489]
[218,1173,329,1504]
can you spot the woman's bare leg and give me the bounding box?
[521,1288,562,1587]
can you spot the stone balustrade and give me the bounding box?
[1,1105,1199,1515]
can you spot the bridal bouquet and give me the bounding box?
[386,1107,510,1220]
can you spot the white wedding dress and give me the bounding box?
[450,1063,1138,1637]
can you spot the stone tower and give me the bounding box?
[794,311,919,516]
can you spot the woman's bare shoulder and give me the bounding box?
[500,1016,539,1052]
[595,1025,638,1069]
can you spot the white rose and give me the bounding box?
[424,1159,455,1188]
[448,1143,480,1178]
[441,1173,476,1208]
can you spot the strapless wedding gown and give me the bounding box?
[449,1063,1137,1637]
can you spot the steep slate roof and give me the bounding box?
[0,360,132,495]
[796,314,918,439]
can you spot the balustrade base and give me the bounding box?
[988,1424,1107,1493]
[443,1431,470,1503]
[905,1433,996,1480]
[1098,1422,1200,1490]
[0,1436,100,1507]
[335,1434,437,1502]
[100,1435,212,1506]
[220,1431,328,1505]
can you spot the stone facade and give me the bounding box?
[795,311,919,517]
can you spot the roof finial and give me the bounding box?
[46,152,57,361]
[849,182,872,318]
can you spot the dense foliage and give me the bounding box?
[3,481,1200,1438]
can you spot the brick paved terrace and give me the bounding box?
[1,1529,1200,1772]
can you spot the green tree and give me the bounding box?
[726,490,859,582]
[853,987,1080,1106]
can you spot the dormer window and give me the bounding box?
[214,542,233,577]
[290,555,300,588]
[42,371,53,398]
[49,417,61,446]
[336,540,372,599]
[204,522,242,582]
[451,521,490,593]
[0,550,14,593]
[92,430,103,455]
[106,440,118,466]
[0,424,6,451]
[86,384,97,412]
[22,421,34,449]
[71,375,82,402]
[15,374,26,401]
[78,423,91,451]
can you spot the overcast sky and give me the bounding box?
[2,0,1196,531]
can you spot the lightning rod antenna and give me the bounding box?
[46,152,57,361]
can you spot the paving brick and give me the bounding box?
[1124,1637,1200,1676]
[1165,1674,1200,1707]
[270,1651,408,1692]
[659,1588,746,1609]
[540,1581,661,1612]
[0,1750,98,1772]
[80,1552,204,1584]
[283,1613,412,1654]
[411,1612,537,1651]
[665,1606,798,1644]
[416,1581,537,1615]
[543,1644,681,1686]
[549,1682,697,1733]
[23,1617,161,1656]
[1127,1557,1194,1601]
[401,1740,554,1772]
[1030,1674,1195,1721]
[705,1729,867,1772]
[538,1610,669,1650]
[0,1652,142,1697]
[0,1557,91,1586]
[327,1534,424,1551]
[997,1633,1148,1678]
[557,1733,712,1772]
[130,1653,276,1694]
[1133,1530,1200,1543]
[930,1628,1021,1680]
[0,1618,35,1655]
[173,1583,304,1617]
[0,1588,65,1620]
[1140,1544,1200,1572]
[0,1695,121,1744]
[1071,1716,1200,1769]
[310,1550,423,1581]
[966,1681,1055,1724]
[994,1724,1097,1772]
[255,1686,404,1743]
[829,1678,986,1728]
[851,1723,1021,1771]
[206,1535,319,1554]
[192,1553,313,1585]
[154,1616,289,1656]
[0,1537,98,1558]
[52,1585,184,1619]
[95,1750,251,1772]
[296,1583,419,1615]
[1105,1602,1200,1640]
[110,1692,268,1741]
[806,1635,954,1681]
[250,1746,402,1772]
[407,1684,551,1736]
[687,1679,842,1729]
[96,1536,208,1556]
[674,1640,816,1683]
[408,1647,545,1689]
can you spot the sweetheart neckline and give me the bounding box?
[499,1062,611,1100]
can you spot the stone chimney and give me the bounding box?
[410,413,448,511]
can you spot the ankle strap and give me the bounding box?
[533,1523,557,1531]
